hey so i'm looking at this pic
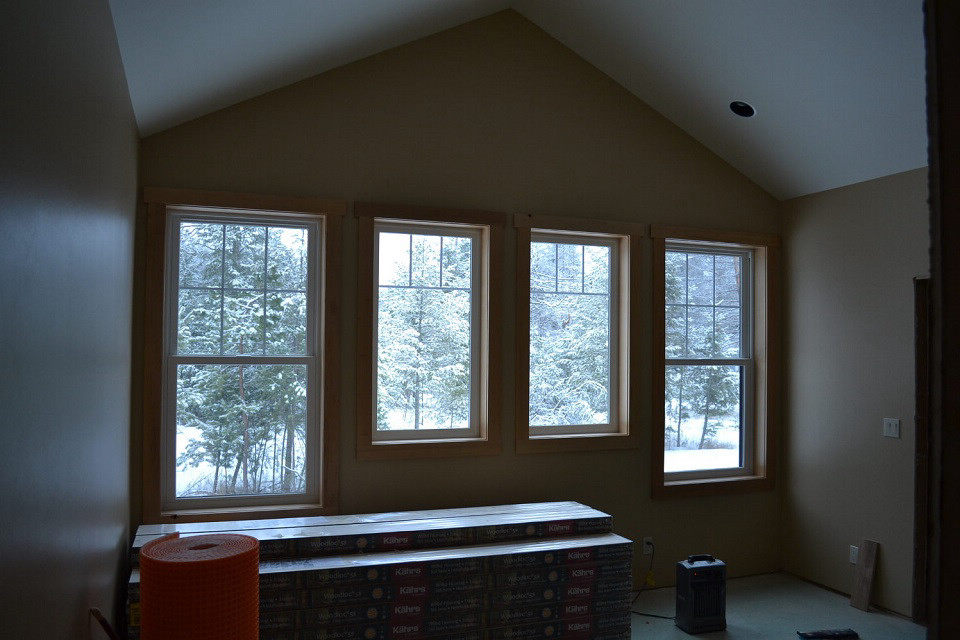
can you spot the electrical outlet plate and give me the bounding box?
[849,545,859,564]
[882,418,901,439]
[642,537,654,555]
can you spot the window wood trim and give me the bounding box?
[354,202,505,460]
[514,215,645,454]
[650,225,779,498]
[140,188,344,523]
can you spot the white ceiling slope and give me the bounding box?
[514,0,927,199]
[108,0,511,136]
[109,0,927,200]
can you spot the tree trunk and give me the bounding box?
[676,368,685,447]
[282,418,294,492]
[229,455,242,492]
[699,403,711,449]
[414,373,421,429]
[238,345,250,493]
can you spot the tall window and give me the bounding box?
[374,222,481,440]
[651,226,779,497]
[355,203,504,459]
[163,209,321,509]
[663,245,752,475]
[529,232,620,435]
[515,217,640,453]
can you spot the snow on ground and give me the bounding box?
[664,447,739,472]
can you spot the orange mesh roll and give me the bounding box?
[139,533,259,640]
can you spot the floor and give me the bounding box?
[629,572,925,640]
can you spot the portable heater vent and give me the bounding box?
[676,554,726,634]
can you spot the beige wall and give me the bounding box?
[0,0,138,635]
[781,168,928,615]
[139,10,781,585]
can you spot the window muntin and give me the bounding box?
[373,221,482,441]
[663,244,753,477]
[163,209,321,508]
[528,232,620,435]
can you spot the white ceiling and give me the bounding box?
[108,0,927,200]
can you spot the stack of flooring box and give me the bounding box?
[127,501,634,640]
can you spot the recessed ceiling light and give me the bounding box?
[730,101,755,117]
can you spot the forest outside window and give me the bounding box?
[514,217,641,453]
[355,204,504,459]
[651,226,779,497]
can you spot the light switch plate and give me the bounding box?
[883,418,901,439]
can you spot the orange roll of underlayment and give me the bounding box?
[139,533,259,640]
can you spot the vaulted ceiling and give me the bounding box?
[108,0,926,200]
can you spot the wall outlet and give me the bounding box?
[882,417,901,438]
[849,545,859,564]
[642,537,654,555]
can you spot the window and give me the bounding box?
[141,188,344,522]
[651,225,779,497]
[355,203,505,459]
[515,216,642,453]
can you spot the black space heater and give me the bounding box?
[675,554,726,634]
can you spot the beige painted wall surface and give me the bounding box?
[781,168,928,615]
[1,0,138,635]
[139,10,781,585]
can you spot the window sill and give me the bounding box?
[356,437,501,460]
[516,431,639,454]
[652,474,774,499]
[156,503,329,524]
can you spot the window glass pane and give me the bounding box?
[378,232,411,286]
[686,305,714,357]
[531,242,556,292]
[376,232,473,431]
[687,253,713,305]
[441,236,472,289]
[179,222,223,287]
[410,234,442,287]
[529,241,612,427]
[178,288,221,354]
[557,243,581,292]
[224,224,266,289]
[223,290,264,355]
[665,305,686,358]
[714,254,742,306]
[664,251,686,305]
[266,292,307,355]
[177,220,309,356]
[176,364,308,497]
[715,306,742,358]
[583,245,610,294]
[267,227,307,290]
[664,364,742,472]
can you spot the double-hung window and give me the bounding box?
[652,226,779,496]
[515,216,641,453]
[142,188,344,522]
[355,203,505,458]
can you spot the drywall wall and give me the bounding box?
[139,10,781,585]
[0,0,138,636]
[781,168,928,615]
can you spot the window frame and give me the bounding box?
[355,202,506,460]
[514,214,644,454]
[651,225,780,498]
[371,220,483,442]
[141,187,345,523]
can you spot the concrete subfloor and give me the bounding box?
[629,572,925,639]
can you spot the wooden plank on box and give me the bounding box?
[851,539,879,610]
